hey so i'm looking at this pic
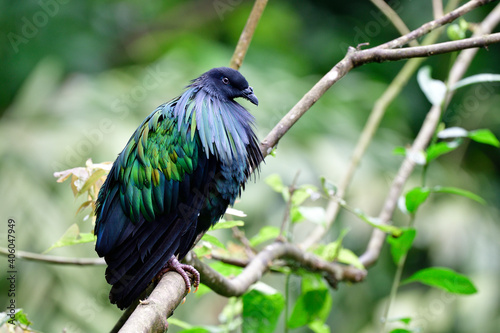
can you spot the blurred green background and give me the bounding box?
[1,0,500,332]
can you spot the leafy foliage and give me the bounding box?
[387,228,416,265]
[402,267,478,295]
[242,283,285,333]
[0,309,33,331]
[287,274,332,331]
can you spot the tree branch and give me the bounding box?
[376,0,496,50]
[117,272,188,333]
[359,2,500,267]
[0,247,105,265]
[351,33,500,65]
[229,0,268,69]
[259,0,497,158]
[189,242,366,296]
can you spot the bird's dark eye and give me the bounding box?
[222,77,229,85]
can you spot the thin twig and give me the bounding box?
[351,33,500,65]
[209,253,250,267]
[229,0,268,69]
[369,0,419,46]
[232,226,257,258]
[0,247,105,265]
[376,0,495,50]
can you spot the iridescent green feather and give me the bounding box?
[116,102,199,223]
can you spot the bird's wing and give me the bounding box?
[94,101,210,257]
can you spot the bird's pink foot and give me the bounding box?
[158,256,200,293]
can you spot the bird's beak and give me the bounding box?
[242,86,259,106]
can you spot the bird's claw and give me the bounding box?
[161,256,201,293]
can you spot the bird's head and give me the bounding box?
[194,67,258,106]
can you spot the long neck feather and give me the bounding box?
[172,87,258,165]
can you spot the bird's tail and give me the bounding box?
[104,214,199,309]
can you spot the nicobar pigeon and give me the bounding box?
[94,67,262,309]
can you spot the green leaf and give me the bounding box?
[352,208,402,237]
[390,329,412,333]
[0,309,33,328]
[77,169,106,196]
[315,228,349,262]
[426,140,461,162]
[44,224,96,253]
[320,177,337,197]
[265,174,285,193]
[292,185,318,206]
[288,289,329,328]
[249,226,280,247]
[468,129,500,148]
[387,228,417,265]
[200,233,226,249]
[337,248,364,270]
[193,244,211,258]
[14,309,32,327]
[447,24,465,40]
[431,186,486,205]
[210,261,243,277]
[459,17,469,31]
[309,319,331,333]
[417,66,446,106]
[392,146,406,156]
[288,275,332,328]
[401,267,478,294]
[292,189,310,206]
[211,220,245,230]
[390,317,412,325]
[242,283,285,333]
[314,242,339,263]
[290,206,305,223]
[452,73,500,91]
[404,187,430,214]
